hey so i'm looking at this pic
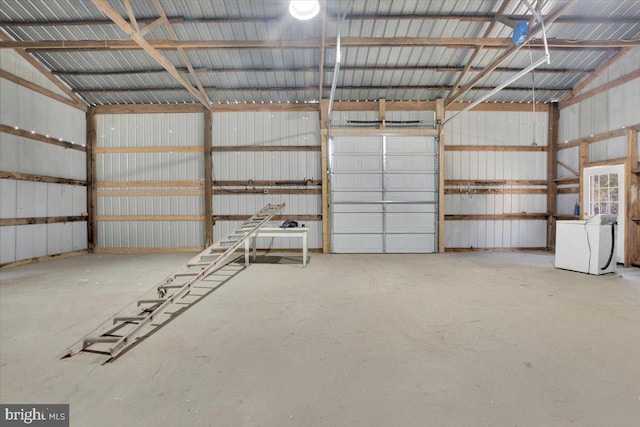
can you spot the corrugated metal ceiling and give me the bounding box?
[0,0,638,106]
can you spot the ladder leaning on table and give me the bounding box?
[61,203,285,360]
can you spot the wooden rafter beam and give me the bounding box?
[446,0,511,104]
[0,29,86,108]
[2,37,637,50]
[90,0,210,110]
[445,0,578,107]
[560,47,632,104]
[150,0,211,106]
[73,84,571,94]
[51,65,594,76]
[0,14,636,27]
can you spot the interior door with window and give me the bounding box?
[583,164,625,263]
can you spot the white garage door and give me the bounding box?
[330,134,439,253]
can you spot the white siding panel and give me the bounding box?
[0,137,86,180]
[213,111,319,146]
[556,146,579,179]
[447,111,548,146]
[558,194,579,216]
[0,179,17,217]
[445,152,546,180]
[559,103,580,143]
[0,50,71,98]
[72,221,88,251]
[0,226,17,264]
[445,220,547,248]
[212,152,320,181]
[47,222,73,255]
[15,224,47,259]
[99,221,204,248]
[0,50,86,263]
[99,113,203,148]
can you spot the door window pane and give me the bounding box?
[589,172,619,216]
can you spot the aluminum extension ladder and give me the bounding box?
[61,203,285,359]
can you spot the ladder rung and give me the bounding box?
[175,272,200,277]
[188,262,211,267]
[84,336,120,345]
[113,316,147,323]
[158,284,185,289]
[138,299,166,306]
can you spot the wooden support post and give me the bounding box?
[547,102,559,249]
[86,107,97,252]
[379,98,386,130]
[204,110,213,247]
[625,129,639,266]
[578,141,589,219]
[436,98,446,253]
[320,99,330,253]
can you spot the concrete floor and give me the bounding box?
[1,251,639,427]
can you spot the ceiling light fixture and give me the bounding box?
[289,0,320,20]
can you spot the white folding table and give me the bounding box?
[244,227,308,267]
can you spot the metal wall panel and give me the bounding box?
[0,57,87,263]
[211,111,322,249]
[213,111,319,146]
[445,220,548,248]
[0,49,71,98]
[96,113,204,249]
[444,110,548,248]
[448,111,549,146]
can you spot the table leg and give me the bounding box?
[302,232,307,267]
[244,239,250,267]
[252,235,257,261]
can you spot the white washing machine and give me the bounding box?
[555,215,617,275]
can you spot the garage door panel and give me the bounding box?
[386,137,436,154]
[330,134,438,253]
[386,234,436,253]
[332,155,382,172]
[332,173,382,191]
[386,174,435,190]
[333,234,383,253]
[332,136,382,154]
[386,212,436,233]
[385,203,436,213]
[385,191,436,202]
[332,191,383,203]
[333,212,382,233]
[386,155,435,173]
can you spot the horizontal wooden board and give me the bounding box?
[214,215,321,221]
[97,215,205,221]
[98,180,203,187]
[211,145,320,152]
[445,179,547,186]
[445,213,549,220]
[587,157,626,167]
[93,104,206,114]
[97,189,203,196]
[0,124,85,152]
[0,170,86,186]
[0,249,88,269]
[214,188,321,195]
[213,180,321,186]
[557,124,640,150]
[96,146,202,153]
[0,69,85,110]
[94,247,203,253]
[445,247,548,252]
[0,215,86,226]
[444,188,546,194]
[445,145,547,152]
[557,187,579,194]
